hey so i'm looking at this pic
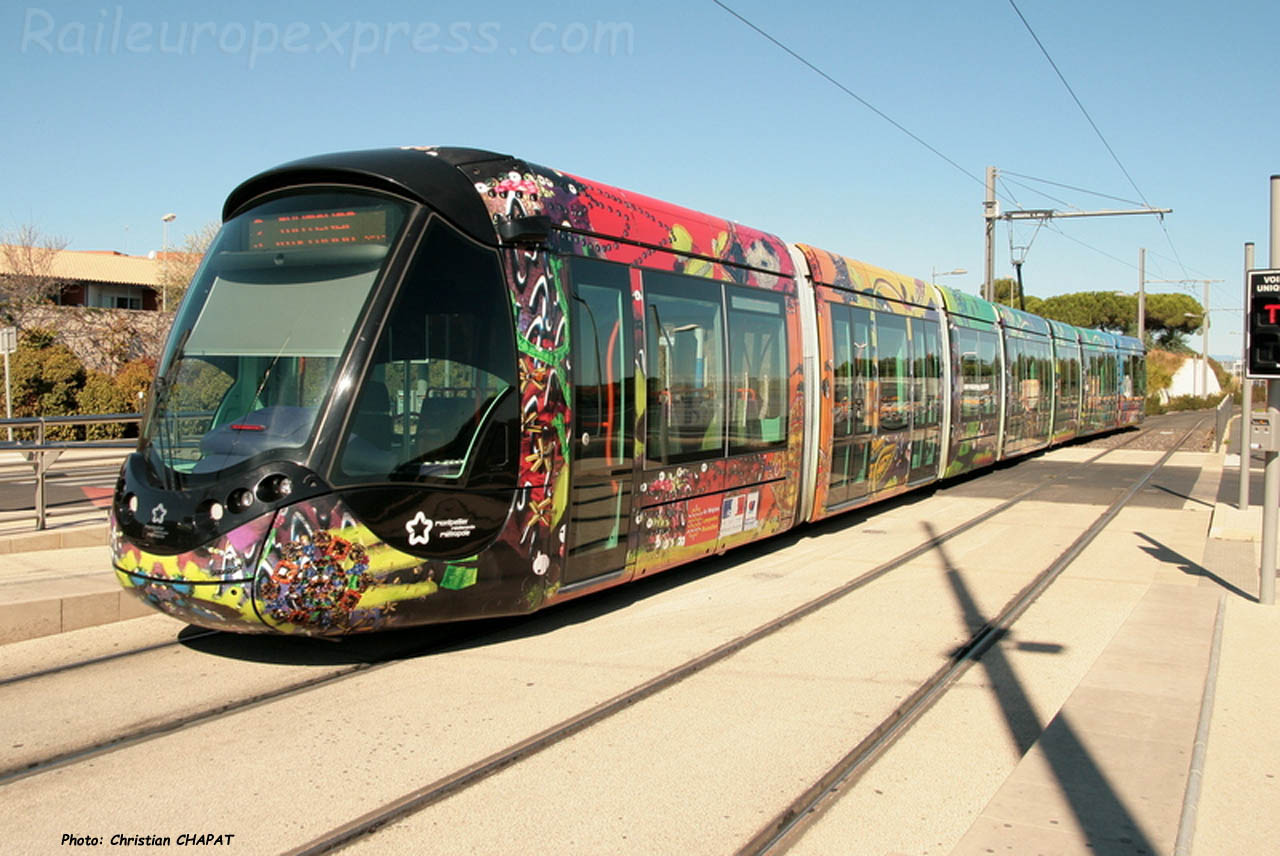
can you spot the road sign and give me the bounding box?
[0,327,15,355]
[1247,269,1280,378]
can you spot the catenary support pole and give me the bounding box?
[984,166,996,302]
[1261,177,1279,606]
[1241,243,1254,511]
[1138,247,1146,344]
[1202,281,1210,397]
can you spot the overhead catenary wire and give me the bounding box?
[1006,0,1151,209]
[711,0,1013,203]
[1007,0,1193,284]
[712,0,1213,307]
[1000,175,1082,213]
[1000,171,1146,208]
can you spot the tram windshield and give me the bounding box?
[144,190,412,475]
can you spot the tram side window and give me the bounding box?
[957,327,999,419]
[1056,346,1080,414]
[570,259,632,464]
[645,272,725,465]
[727,288,788,454]
[832,305,873,439]
[1129,354,1146,397]
[853,310,873,434]
[832,310,854,440]
[875,313,909,430]
[1083,349,1104,408]
[336,219,518,487]
[913,318,942,428]
[1011,337,1052,416]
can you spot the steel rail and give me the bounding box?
[0,629,221,689]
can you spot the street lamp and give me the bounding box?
[931,267,967,284]
[161,213,176,312]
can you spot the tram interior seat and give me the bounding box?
[350,381,392,451]
[339,380,396,476]
[417,394,478,462]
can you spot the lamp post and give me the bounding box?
[931,267,967,285]
[161,213,176,312]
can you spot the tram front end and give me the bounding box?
[111,150,552,636]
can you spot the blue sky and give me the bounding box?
[2,0,1277,356]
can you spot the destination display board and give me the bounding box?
[249,207,388,250]
[1248,269,1280,378]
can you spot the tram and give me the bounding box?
[111,147,1146,635]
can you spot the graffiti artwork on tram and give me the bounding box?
[798,245,939,313]
[113,510,274,631]
[505,244,571,600]
[633,485,782,571]
[461,154,795,292]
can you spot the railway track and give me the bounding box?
[0,414,1208,854]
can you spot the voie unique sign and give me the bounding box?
[1248,269,1280,378]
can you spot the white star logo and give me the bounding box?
[405,511,434,546]
[151,503,168,525]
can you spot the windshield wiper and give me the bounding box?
[149,326,192,492]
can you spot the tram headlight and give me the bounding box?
[200,500,225,522]
[227,488,255,513]
[256,474,293,503]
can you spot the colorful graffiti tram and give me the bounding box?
[111,147,1146,636]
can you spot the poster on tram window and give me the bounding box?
[719,490,762,538]
[720,494,744,537]
[744,491,759,530]
[686,495,720,546]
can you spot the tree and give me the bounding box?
[1037,291,1135,332]
[991,278,1044,314]
[157,221,219,311]
[0,224,68,323]
[1025,290,1202,347]
[11,327,86,439]
[1143,292,1203,352]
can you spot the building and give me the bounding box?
[0,246,197,311]
[1167,356,1222,398]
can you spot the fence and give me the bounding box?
[0,413,140,530]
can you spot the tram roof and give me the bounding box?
[1115,334,1145,353]
[795,245,942,309]
[1078,327,1118,348]
[933,284,1000,324]
[223,146,795,281]
[996,303,1052,337]
[1048,319,1079,341]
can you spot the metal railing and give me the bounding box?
[0,413,140,530]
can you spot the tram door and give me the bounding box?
[563,260,636,586]
[827,304,874,507]
[908,317,943,483]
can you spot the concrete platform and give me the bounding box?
[945,450,1279,856]
[0,538,140,644]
